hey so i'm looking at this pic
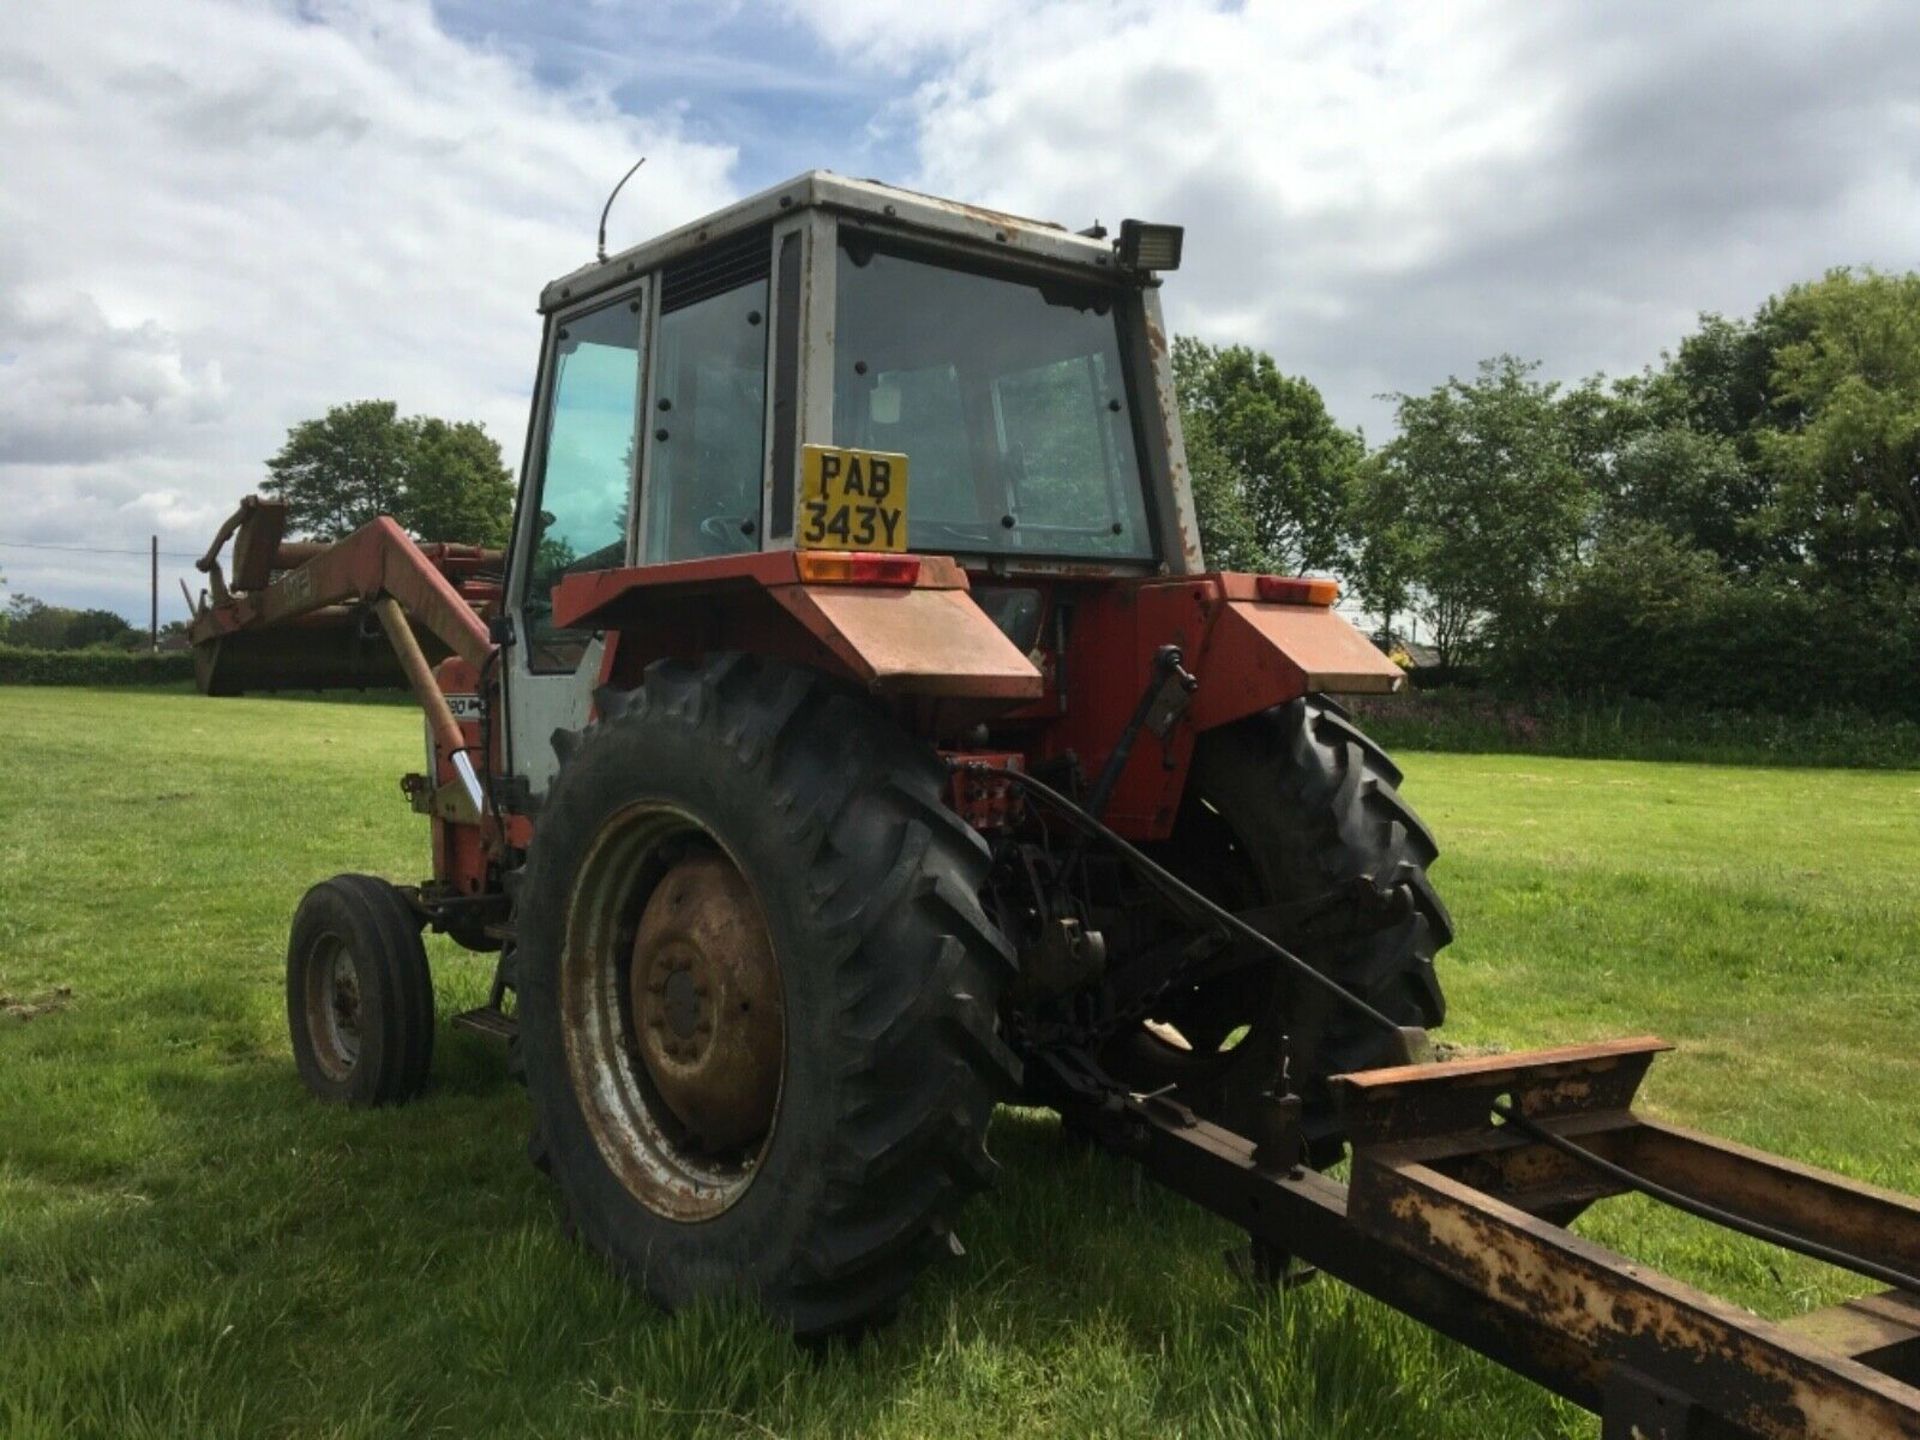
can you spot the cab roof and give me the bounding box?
[539,170,1126,314]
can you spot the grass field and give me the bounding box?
[3,687,1917,1439]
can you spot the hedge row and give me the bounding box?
[1349,688,1920,769]
[1520,588,1920,715]
[0,645,196,687]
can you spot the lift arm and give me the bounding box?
[188,497,502,804]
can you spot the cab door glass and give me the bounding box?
[525,299,642,671]
[643,274,770,563]
[991,353,1126,534]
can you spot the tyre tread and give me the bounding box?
[516,654,1015,1335]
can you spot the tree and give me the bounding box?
[65,608,137,649]
[1760,268,1920,589]
[407,417,515,546]
[3,593,49,645]
[1658,311,1797,451]
[263,400,515,544]
[1527,521,1730,696]
[264,400,414,540]
[1345,458,1418,640]
[1,594,137,649]
[1590,307,1806,574]
[1181,413,1266,572]
[1173,337,1363,573]
[1602,424,1768,571]
[1360,357,1590,668]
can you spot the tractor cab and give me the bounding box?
[500,174,1203,791]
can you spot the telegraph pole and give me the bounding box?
[150,535,158,651]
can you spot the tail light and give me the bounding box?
[796,552,922,587]
[1255,575,1340,607]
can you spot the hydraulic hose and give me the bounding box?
[1491,1099,1920,1296]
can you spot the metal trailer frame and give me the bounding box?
[1048,1037,1920,1439]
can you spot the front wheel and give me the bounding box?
[286,874,435,1106]
[515,655,1019,1335]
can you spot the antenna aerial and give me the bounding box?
[597,156,647,263]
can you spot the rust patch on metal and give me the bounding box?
[776,585,1043,701]
[1354,1158,1920,1438]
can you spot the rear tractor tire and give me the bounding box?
[1114,695,1450,1149]
[286,874,436,1107]
[515,654,1019,1336]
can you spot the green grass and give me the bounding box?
[3,687,1917,1439]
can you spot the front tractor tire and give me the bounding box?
[286,874,436,1107]
[515,655,1018,1336]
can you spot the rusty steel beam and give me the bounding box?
[1052,1088,1614,1410]
[1057,1038,1920,1439]
[1788,1290,1920,1385]
[1622,1119,1920,1279]
[1346,1152,1920,1439]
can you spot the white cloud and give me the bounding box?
[787,0,1920,440]
[0,290,226,465]
[0,0,738,615]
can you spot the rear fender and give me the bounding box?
[552,553,1044,721]
[1187,574,1404,731]
[1045,574,1402,838]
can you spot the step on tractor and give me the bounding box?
[190,173,1920,1437]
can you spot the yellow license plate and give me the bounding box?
[798,444,909,552]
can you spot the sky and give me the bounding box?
[3,0,1917,618]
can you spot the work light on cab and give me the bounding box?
[1117,218,1184,271]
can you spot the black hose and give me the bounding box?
[960,762,1407,1040]
[1491,1100,1920,1296]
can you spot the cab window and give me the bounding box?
[524,297,642,672]
[833,239,1152,561]
[642,232,772,563]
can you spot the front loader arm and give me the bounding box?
[189,497,502,806]
[190,496,494,672]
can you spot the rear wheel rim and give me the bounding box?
[560,804,785,1221]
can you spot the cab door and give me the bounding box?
[502,284,647,798]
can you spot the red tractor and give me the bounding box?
[193,175,1920,1436]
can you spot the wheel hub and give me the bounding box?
[629,853,783,1152]
[306,942,362,1080]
